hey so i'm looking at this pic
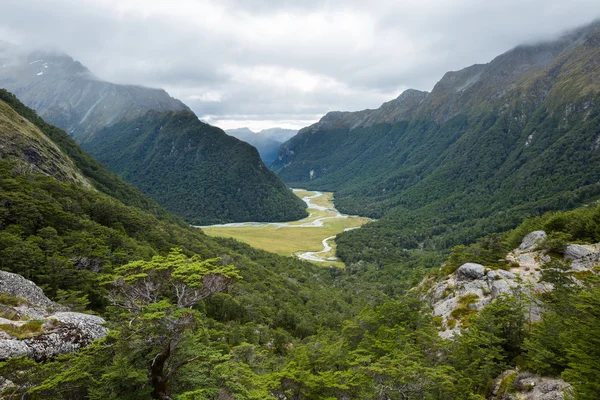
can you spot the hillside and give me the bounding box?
[0,44,189,142]
[273,22,600,270]
[0,89,174,220]
[83,110,307,225]
[0,34,600,399]
[0,97,90,188]
[0,47,307,225]
[0,93,361,398]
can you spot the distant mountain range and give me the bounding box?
[226,127,297,165]
[0,44,306,224]
[273,21,600,268]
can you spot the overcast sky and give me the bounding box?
[1,0,600,131]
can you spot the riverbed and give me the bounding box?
[197,189,371,265]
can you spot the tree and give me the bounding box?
[106,248,241,400]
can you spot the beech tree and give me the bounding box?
[107,248,240,400]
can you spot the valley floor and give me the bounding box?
[198,189,371,266]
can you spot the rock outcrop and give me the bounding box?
[455,263,486,280]
[517,231,547,252]
[426,231,600,338]
[0,270,107,361]
[490,370,573,400]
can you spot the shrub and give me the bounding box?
[0,293,28,307]
[0,319,45,339]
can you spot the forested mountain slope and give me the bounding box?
[0,89,173,220]
[0,93,359,397]
[273,22,600,269]
[0,96,90,188]
[83,110,307,225]
[1,76,600,400]
[0,47,306,225]
[0,43,189,142]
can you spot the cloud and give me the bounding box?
[1,0,600,131]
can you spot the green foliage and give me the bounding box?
[55,289,91,312]
[0,155,358,398]
[445,235,510,275]
[0,293,28,307]
[0,89,175,221]
[4,65,600,398]
[450,294,479,324]
[496,371,517,398]
[448,294,528,394]
[274,33,600,295]
[560,286,600,399]
[82,110,307,225]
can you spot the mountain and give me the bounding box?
[226,127,297,165]
[0,46,306,225]
[0,94,91,188]
[272,21,600,270]
[0,88,173,219]
[258,127,298,142]
[2,31,600,398]
[82,111,307,225]
[0,43,189,142]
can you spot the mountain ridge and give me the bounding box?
[0,44,190,141]
[83,110,307,225]
[272,21,600,270]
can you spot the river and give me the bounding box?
[198,189,371,264]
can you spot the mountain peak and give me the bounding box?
[0,44,190,141]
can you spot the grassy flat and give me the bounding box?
[201,189,371,266]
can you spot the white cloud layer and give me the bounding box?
[1,0,600,130]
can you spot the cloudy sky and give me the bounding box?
[1,0,600,131]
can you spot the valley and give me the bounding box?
[199,189,371,265]
[3,10,600,400]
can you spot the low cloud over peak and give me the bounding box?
[1,0,599,130]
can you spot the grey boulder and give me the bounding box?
[456,263,486,280]
[518,231,547,252]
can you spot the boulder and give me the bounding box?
[564,244,594,260]
[518,231,547,252]
[488,269,516,281]
[0,270,108,361]
[491,279,512,297]
[456,263,486,280]
[433,297,457,317]
[0,339,30,360]
[496,270,516,280]
[0,270,56,309]
[491,371,573,400]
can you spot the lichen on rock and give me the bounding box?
[426,230,600,338]
[0,270,107,361]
